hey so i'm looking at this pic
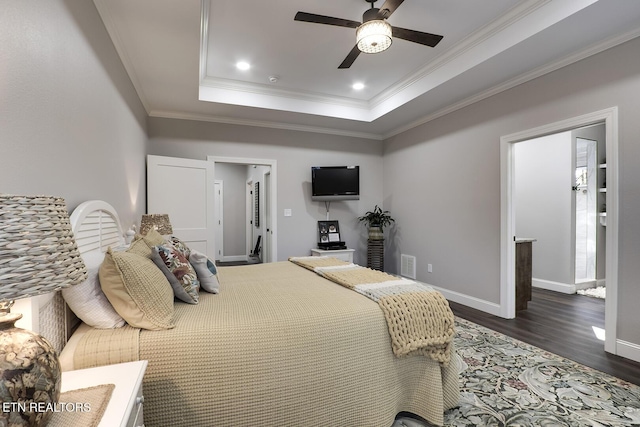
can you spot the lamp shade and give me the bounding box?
[0,194,87,427]
[0,195,87,301]
[356,19,392,54]
[140,213,173,235]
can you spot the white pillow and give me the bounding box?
[189,250,219,294]
[62,250,126,328]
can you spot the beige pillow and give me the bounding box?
[99,248,175,330]
[127,228,165,258]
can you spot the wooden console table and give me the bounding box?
[515,238,536,311]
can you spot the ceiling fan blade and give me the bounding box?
[376,0,405,19]
[392,27,443,47]
[338,45,361,69]
[294,12,360,29]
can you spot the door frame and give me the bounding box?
[208,156,278,262]
[500,107,618,354]
[263,170,272,263]
[214,180,224,261]
[246,179,254,259]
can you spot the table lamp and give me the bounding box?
[0,195,87,426]
[140,213,173,236]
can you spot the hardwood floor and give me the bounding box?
[449,288,640,385]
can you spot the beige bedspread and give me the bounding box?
[73,261,459,426]
[289,256,455,363]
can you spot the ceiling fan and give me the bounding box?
[294,0,443,69]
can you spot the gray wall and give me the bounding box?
[515,132,572,286]
[0,0,147,229]
[383,36,640,345]
[147,118,384,265]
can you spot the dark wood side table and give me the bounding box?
[515,238,536,311]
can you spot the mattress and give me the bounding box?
[69,261,460,426]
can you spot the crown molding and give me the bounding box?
[371,0,553,109]
[383,26,640,139]
[148,110,384,141]
[199,76,370,110]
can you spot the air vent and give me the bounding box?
[400,254,416,279]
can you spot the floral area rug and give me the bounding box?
[428,318,640,426]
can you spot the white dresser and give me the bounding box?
[310,248,355,263]
[60,360,148,427]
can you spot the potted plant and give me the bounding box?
[358,205,395,240]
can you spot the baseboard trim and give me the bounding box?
[221,255,248,262]
[616,339,640,363]
[532,278,576,294]
[432,285,502,317]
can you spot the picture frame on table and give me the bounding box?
[318,220,341,244]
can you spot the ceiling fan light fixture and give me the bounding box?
[356,19,392,54]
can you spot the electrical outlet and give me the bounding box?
[284,209,292,217]
[428,264,433,273]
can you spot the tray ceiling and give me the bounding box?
[94,0,640,139]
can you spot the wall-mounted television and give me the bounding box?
[311,166,360,201]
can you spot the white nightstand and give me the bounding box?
[60,360,148,427]
[310,248,355,263]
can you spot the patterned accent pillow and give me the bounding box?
[189,250,220,294]
[152,245,200,304]
[167,236,191,259]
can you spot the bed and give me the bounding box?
[52,200,459,427]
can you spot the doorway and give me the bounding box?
[513,125,605,294]
[500,107,619,355]
[208,156,278,263]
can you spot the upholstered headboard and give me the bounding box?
[37,200,126,353]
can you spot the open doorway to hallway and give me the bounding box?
[209,156,277,265]
[500,107,618,355]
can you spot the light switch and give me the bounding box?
[284,209,292,217]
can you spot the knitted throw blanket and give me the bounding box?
[289,256,455,364]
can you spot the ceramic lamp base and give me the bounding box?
[0,313,61,426]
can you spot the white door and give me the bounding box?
[147,155,216,259]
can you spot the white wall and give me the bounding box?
[515,132,572,287]
[383,36,640,346]
[147,118,384,265]
[0,0,147,228]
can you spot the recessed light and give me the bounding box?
[352,82,365,90]
[236,61,251,71]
